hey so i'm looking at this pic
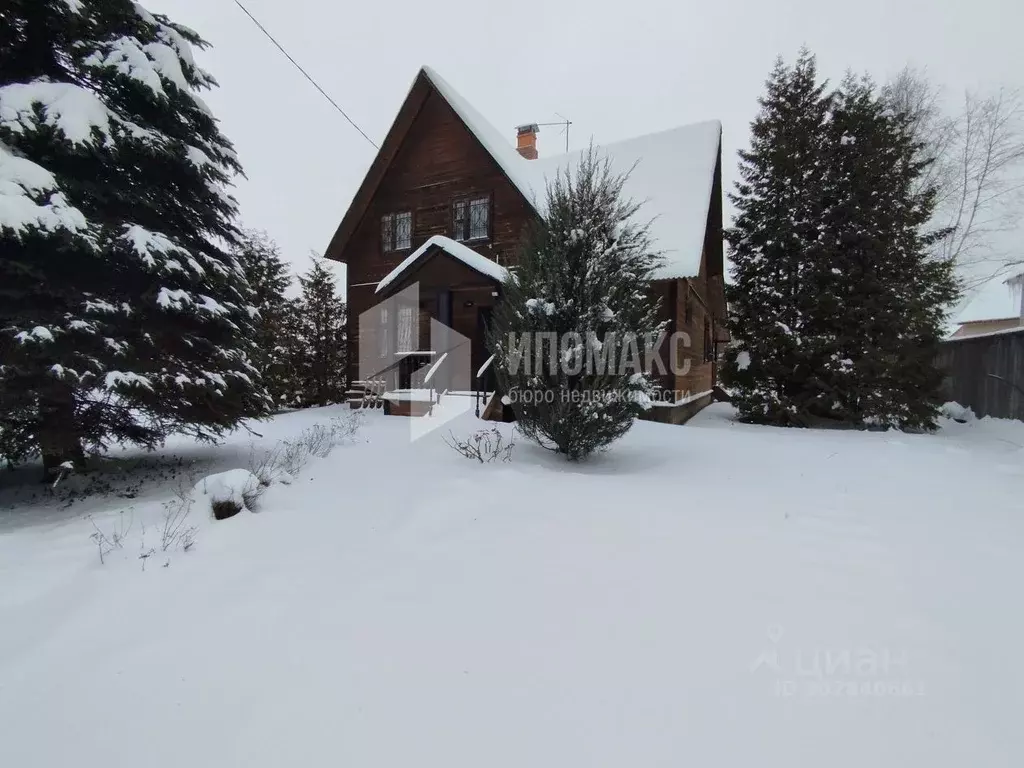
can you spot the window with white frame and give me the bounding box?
[381,211,412,252]
[397,305,415,353]
[452,196,490,242]
[378,306,389,358]
[395,211,411,249]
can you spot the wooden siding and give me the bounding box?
[673,273,716,399]
[938,329,1024,420]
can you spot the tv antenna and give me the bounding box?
[533,113,573,153]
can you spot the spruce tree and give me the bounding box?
[295,259,346,407]
[725,52,959,430]
[235,229,292,407]
[723,50,832,426]
[1,0,114,468]
[276,297,307,409]
[0,1,269,476]
[489,148,661,460]
[816,75,958,429]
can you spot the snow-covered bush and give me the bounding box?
[192,469,262,520]
[940,401,977,423]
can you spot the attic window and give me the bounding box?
[382,211,412,252]
[452,196,490,242]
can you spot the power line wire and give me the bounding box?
[231,0,378,149]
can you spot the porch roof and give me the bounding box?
[375,235,509,295]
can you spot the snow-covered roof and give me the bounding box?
[376,235,509,294]
[420,67,721,280]
[529,122,721,280]
[956,274,1024,324]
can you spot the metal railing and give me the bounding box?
[423,352,449,414]
[475,353,496,417]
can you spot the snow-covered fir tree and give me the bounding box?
[724,52,959,430]
[0,1,269,475]
[275,297,307,409]
[293,259,346,407]
[490,148,662,460]
[815,75,958,429]
[234,229,293,406]
[722,50,832,426]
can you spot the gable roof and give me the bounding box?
[376,235,508,296]
[325,66,722,281]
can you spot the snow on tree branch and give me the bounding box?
[14,327,56,344]
[156,287,232,316]
[0,82,115,146]
[0,143,92,239]
[0,80,169,151]
[103,371,153,391]
[121,224,205,275]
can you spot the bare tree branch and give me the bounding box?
[884,68,1024,286]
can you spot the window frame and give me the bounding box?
[378,305,389,358]
[381,213,394,253]
[394,211,412,251]
[381,210,413,253]
[396,304,415,353]
[451,194,491,243]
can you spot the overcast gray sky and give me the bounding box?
[148,0,1023,296]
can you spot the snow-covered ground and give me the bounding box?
[1,404,1022,767]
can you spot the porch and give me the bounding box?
[348,236,507,419]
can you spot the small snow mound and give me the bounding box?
[940,401,976,423]
[192,469,261,520]
[735,350,751,371]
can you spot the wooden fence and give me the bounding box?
[938,327,1024,421]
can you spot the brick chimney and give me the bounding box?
[516,123,539,160]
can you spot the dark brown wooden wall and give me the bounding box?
[339,89,535,383]
[647,270,719,400]
[938,330,1024,420]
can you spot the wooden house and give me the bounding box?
[324,66,726,423]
